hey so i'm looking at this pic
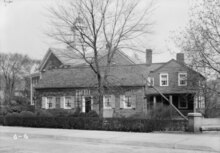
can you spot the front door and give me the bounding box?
[56,97,60,108]
[85,97,91,113]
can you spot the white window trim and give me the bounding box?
[47,97,53,109]
[103,95,112,109]
[160,73,169,86]
[178,72,187,86]
[124,95,132,109]
[64,96,72,109]
[178,97,188,109]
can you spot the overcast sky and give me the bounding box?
[0,0,190,63]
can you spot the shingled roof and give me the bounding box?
[35,63,163,89]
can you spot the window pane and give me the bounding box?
[65,97,71,107]
[104,95,111,107]
[125,96,132,107]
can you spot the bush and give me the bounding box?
[47,109,72,117]
[85,110,99,117]
[2,116,186,132]
[0,106,11,116]
[147,104,173,120]
[0,116,4,125]
[35,109,53,117]
[5,112,22,126]
[20,111,36,117]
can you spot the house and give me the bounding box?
[31,48,205,118]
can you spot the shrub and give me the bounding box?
[0,116,4,125]
[35,109,53,117]
[147,104,173,120]
[5,112,22,126]
[85,110,99,117]
[20,111,36,117]
[0,106,11,116]
[47,109,71,117]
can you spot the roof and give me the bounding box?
[38,48,141,72]
[35,63,163,89]
[152,59,205,79]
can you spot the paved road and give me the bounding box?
[0,126,219,153]
[0,136,213,153]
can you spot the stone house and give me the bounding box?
[31,48,205,118]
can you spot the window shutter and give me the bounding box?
[111,95,115,108]
[131,95,136,109]
[60,96,65,109]
[42,97,47,109]
[91,96,93,110]
[52,97,56,109]
[82,96,85,112]
[71,96,75,108]
[103,95,106,109]
[120,95,124,109]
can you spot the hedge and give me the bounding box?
[0,116,187,132]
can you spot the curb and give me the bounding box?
[0,132,217,152]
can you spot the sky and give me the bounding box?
[0,0,190,63]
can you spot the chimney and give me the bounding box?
[176,53,184,64]
[146,49,152,66]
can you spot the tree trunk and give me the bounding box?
[97,74,103,118]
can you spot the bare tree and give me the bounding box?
[47,0,154,116]
[173,0,220,76]
[0,53,33,105]
[171,0,220,116]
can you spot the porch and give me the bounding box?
[147,94,194,116]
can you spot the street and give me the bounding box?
[0,135,212,153]
[0,126,219,153]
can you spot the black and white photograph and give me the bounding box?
[0,0,220,152]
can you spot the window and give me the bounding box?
[178,72,187,86]
[197,95,205,109]
[104,95,112,109]
[65,97,72,109]
[124,96,132,108]
[147,77,154,87]
[178,97,188,109]
[75,89,90,107]
[47,97,53,109]
[160,73,168,86]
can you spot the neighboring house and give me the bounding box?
[31,48,205,118]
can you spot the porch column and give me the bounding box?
[153,96,156,108]
[169,95,173,105]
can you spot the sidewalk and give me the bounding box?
[0,126,219,152]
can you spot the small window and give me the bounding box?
[160,73,168,86]
[147,77,154,87]
[65,97,72,109]
[124,96,132,109]
[104,95,112,109]
[178,72,187,86]
[47,97,53,109]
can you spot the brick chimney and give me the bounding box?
[176,53,184,64]
[146,49,152,66]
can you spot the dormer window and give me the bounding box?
[160,73,168,86]
[178,72,187,86]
